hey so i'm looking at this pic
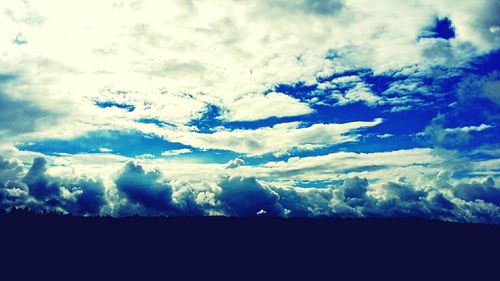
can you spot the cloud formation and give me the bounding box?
[169,118,383,155]
[0,156,499,223]
[115,162,174,214]
[0,1,498,224]
[0,156,106,215]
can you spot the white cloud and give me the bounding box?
[0,0,497,148]
[237,148,444,183]
[167,118,383,155]
[224,92,313,121]
[335,83,381,106]
[0,1,498,218]
[161,148,192,157]
[376,134,393,139]
[444,124,493,133]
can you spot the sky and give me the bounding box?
[0,0,499,222]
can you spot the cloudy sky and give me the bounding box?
[0,0,499,222]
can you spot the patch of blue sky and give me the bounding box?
[316,68,373,84]
[418,17,456,40]
[175,149,242,164]
[443,105,499,129]
[466,153,500,162]
[297,134,423,157]
[189,49,499,135]
[230,102,439,137]
[453,168,500,180]
[270,82,319,103]
[448,128,500,151]
[467,49,500,75]
[187,104,224,133]
[95,101,136,112]
[291,179,344,189]
[14,129,249,164]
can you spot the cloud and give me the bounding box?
[23,157,60,200]
[420,114,494,147]
[1,154,500,223]
[115,162,173,214]
[0,156,24,182]
[262,0,345,17]
[481,79,500,106]
[62,178,107,215]
[473,0,500,47]
[0,86,60,140]
[453,177,500,205]
[332,83,381,106]
[301,0,344,16]
[226,158,245,169]
[0,1,499,224]
[0,156,106,215]
[224,92,314,121]
[0,0,495,153]
[161,148,192,157]
[242,148,443,183]
[217,176,283,216]
[169,118,383,155]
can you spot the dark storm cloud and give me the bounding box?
[453,177,500,205]
[115,162,174,213]
[23,157,60,200]
[63,178,107,215]
[273,187,332,217]
[217,176,283,216]
[0,157,24,182]
[275,176,499,223]
[0,156,106,215]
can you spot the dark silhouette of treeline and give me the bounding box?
[2,207,500,244]
[1,208,499,279]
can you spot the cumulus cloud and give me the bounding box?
[115,162,174,214]
[217,176,283,216]
[0,156,106,215]
[226,158,245,169]
[23,157,60,200]
[453,177,500,205]
[1,155,500,223]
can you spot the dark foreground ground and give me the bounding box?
[1,210,499,278]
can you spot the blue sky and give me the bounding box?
[0,0,499,222]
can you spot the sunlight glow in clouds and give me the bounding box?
[0,0,499,222]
